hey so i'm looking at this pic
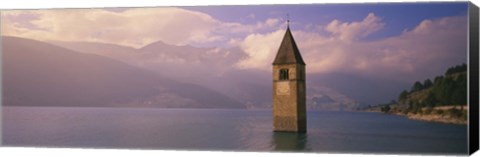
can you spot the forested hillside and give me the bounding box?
[397,63,467,113]
[363,64,467,124]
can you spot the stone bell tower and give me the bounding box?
[272,25,306,132]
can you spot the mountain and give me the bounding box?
[3,36,243,108]
[49,39,412,111]
[50,40,138,56]
[397,64,467,111]
[363,64,468,125]
[306,86,360,111]
[308,72,410,106]
[50,40,268,106]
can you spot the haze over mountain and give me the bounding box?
[50,38,414,110]
[2,35,438,110]
[3,36,243,108]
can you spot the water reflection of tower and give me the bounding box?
[271,132,309,151]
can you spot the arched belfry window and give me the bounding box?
[279,69,289,80]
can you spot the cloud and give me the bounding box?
[236,29,284,69]
[216,18,282,35]
[2,8,219,47]
[325,13,385,42]
[1,8,282,48]
[364,15,467,81]
[236,13,385,72]
[2,9,467,83]
[236,13,467,83]
[247,13,256,19]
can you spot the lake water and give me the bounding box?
[1,107,468,155]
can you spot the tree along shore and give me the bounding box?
[362,105,467,125]
[360,64,467,125]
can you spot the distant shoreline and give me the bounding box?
[360,106,467,125]
[405,113,467,125]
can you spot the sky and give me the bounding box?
[0,2,469,83]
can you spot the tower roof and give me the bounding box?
[272,26,305,65]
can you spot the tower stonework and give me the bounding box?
[272,26,306,133]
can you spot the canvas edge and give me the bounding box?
[468,1,479,155]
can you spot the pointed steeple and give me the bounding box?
[272,26,306,65]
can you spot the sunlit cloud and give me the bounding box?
[1,8,467,83]
[3,8,220,47]
[236,29,284,69]
[1,8,283,48]
[325,13,385,42]
[235,13,466,82]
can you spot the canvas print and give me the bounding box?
[1,2,476,155]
